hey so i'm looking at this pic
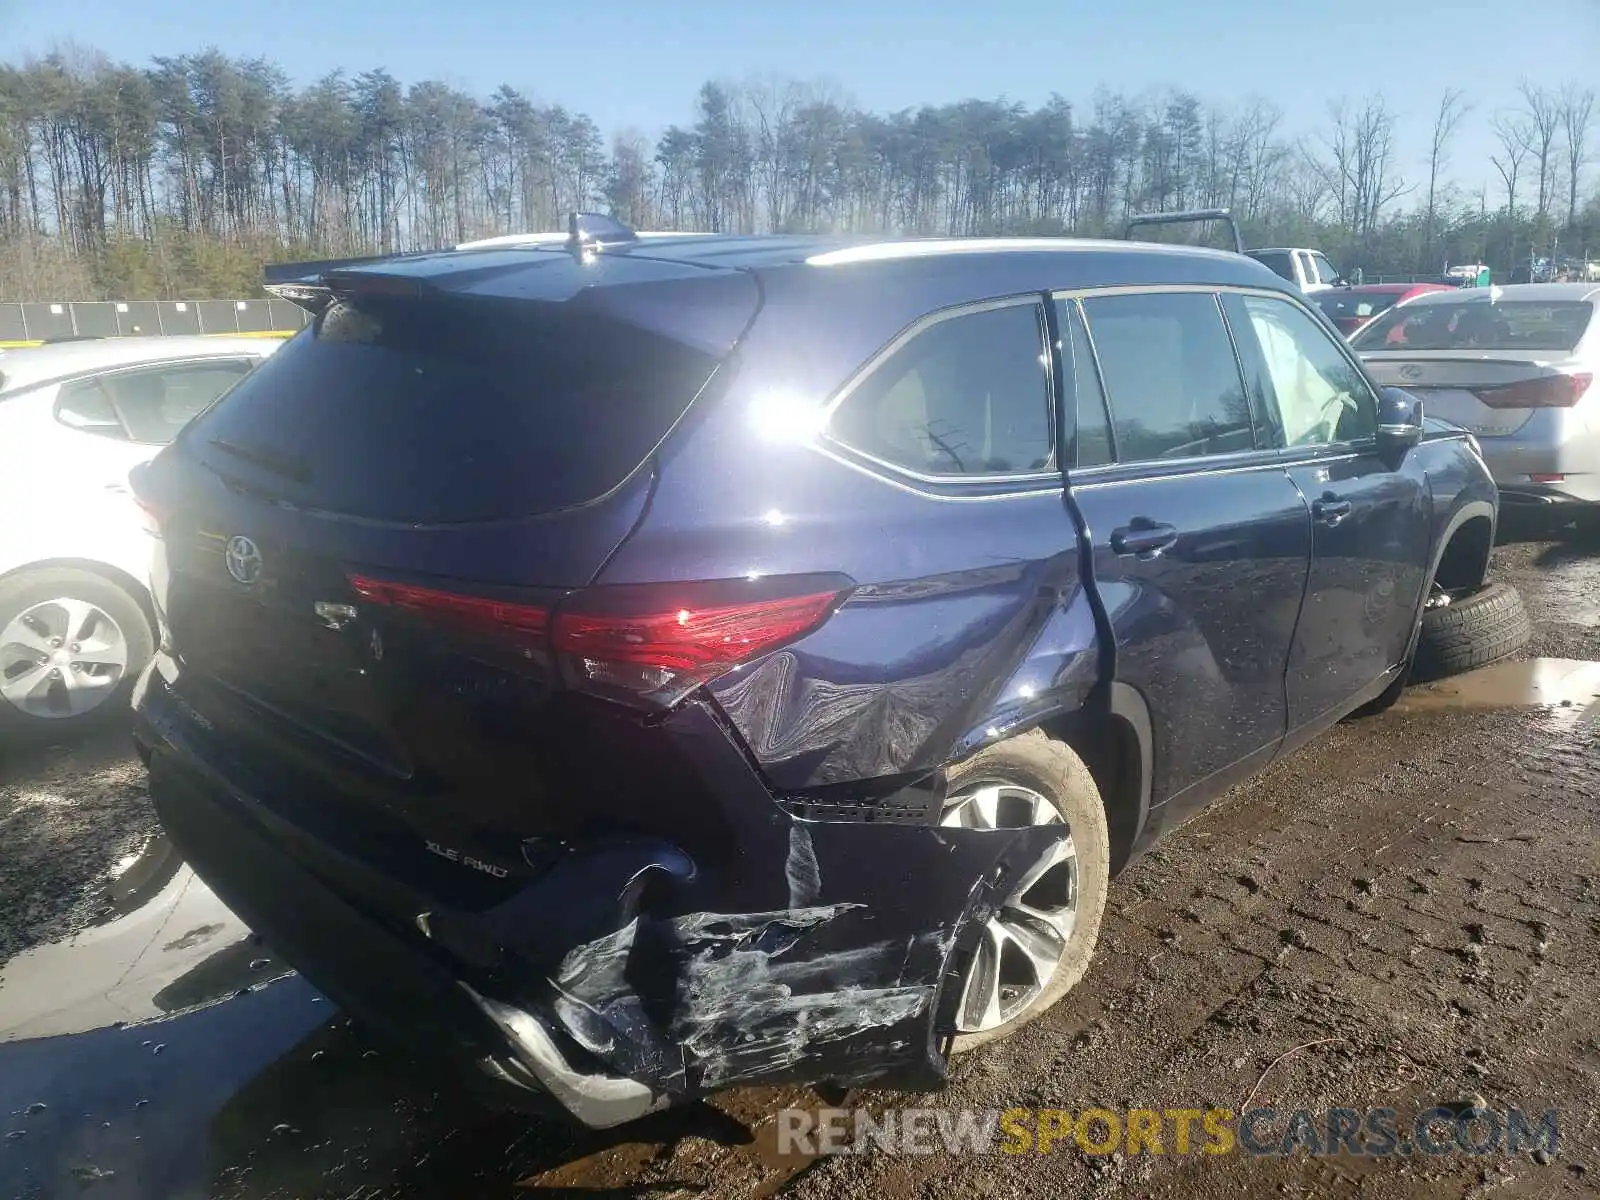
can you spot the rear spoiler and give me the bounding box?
[262,252,437,313]
[263,212,649,313]
[1123,208,1244,255]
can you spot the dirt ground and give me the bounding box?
[0,526,1596,1199]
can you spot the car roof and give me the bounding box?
[0,335,281,394]
[1386,282,1600,309]
[328,233,1284,301]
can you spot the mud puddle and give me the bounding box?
[1397,656,1600,728]
[0,836,819,1199]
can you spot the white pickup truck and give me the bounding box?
[1243,246,1348,293]
[1122,210,1348,294]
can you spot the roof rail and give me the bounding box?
[1123,208,1244,255]
[454,229,715,251]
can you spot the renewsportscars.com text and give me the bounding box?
[776,1106,1560,1158]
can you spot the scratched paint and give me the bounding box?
[545,903,950,1094]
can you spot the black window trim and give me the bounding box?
[819,293,1060,487]
[52,354,262,445]
[1054,297,1118,468]
[1055,284,1273,478]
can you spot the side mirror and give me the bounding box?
[1376,387,1424,457]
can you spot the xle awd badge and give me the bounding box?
[425,840,508,878]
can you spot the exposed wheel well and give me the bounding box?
[1037,707,1144,874]
[0,558,155,629]
[1433,515,1493,592]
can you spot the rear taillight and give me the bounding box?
[552,582,847,707]
[133,496,165,538]
[349,575,549,648]
[127,466,169,538]
[1471,373,1593,409]
[346,573,851,708]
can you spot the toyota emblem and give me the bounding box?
[1399,363,1424,381]
[225,535,263,585]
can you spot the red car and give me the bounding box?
[1315,283,1455,337]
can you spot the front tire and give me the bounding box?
[0,567,154,738]
[943,730,1111,1054]
[1412,581,1531,682]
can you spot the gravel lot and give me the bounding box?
[0,526,1596,1199]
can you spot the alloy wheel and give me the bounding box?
[940,782,1078,1033]
[0,597,131,719]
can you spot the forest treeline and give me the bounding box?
[0,47,1595,300]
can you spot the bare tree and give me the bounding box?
[1421,88,1471,270]
[1517,80,1561,216]
[1312,96,1410,245]
[1490,112,1532,214]
[3,46,1599,304]
[1558,85,1595,226]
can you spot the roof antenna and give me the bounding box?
[567,212,640,259]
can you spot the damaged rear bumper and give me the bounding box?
[138,677,1062,1129]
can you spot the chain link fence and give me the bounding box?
[0,299,309,347]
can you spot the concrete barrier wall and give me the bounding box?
[0,300,309,347]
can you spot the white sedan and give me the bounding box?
[0,336,282,735]
[1353,284,1599,531]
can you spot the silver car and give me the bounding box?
[1352,283,1599,528]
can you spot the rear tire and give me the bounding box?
[944,729,1110,1054]
[0,567,153,739]
[1571,506,1600,543]
[1411,581,1531,682]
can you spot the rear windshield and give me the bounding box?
[1316,292,1401,324]
[1248,251,1295,282]
[185,293,723,523]
[1351,299,1594,353]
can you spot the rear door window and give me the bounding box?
[1080,291,1257,462]
[827,301,1054,477]
[108,360,255,443]
[56,377,126,436]
[186,295,726,523]
[56,359,256,444]
[1249,251,1295,283]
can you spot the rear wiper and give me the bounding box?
[207,437,313,484]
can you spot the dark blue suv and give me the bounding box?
[130,219,1505,1129]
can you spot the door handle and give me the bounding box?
[1110,520,1179,558]
[1312,496,1353,527]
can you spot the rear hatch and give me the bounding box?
[1354,296,1595,437]
[138,252,761,902]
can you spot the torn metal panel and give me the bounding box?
[522,817,1064,1099]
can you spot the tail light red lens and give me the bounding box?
[127,464,168,538]
[1472,373,1592,409]
[349,576,549,646]
[552,584,847,707]
[132,495,166,538]
[346,573,850,708]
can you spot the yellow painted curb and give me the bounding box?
[0,331,297,350]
